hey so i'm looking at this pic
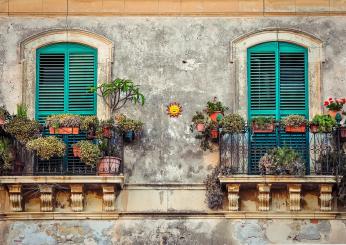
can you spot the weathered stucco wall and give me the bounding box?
[0,16,346,184]
[1,219,346,244]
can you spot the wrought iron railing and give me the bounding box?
[220,124,345,175]
[0,127,124,176]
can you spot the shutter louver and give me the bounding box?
[68,53,96,114]
[38,54,65,118]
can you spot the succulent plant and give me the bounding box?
[0,137,15,170]
[116,114,143,133]
[5,117,40,144]
[251,116,275,130]
[26,136,66,160]
[46,114,82,128]
[281,115,307,127]
[80,116,99,131]
[72,140,100,166]
[205,97,229,115]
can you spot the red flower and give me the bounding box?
[342,98,346,104]
[328,97,333,101]
[336,98,343,104]
[324,101,330,106]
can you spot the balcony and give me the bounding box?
[218,124,345,213]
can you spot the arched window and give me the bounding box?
[247,41,309,174]
[36,42,97,174]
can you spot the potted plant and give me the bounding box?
[205,97,229,122]
[46,114,82,134]
[72,140,100,166]
[251,117,275,133]
[281,115,307,133]
[0,137,15,173]
[26,136,66,160]
[219,113,245,134]
[97,138,121,176]
[209,121,219,139]
[259,147,305,176]
[324,97,345,118]
[0,105,9,126]
[310,115,336,133]
[81,116,99,139]
[191,111,206,132]
[4,117,40,144]
[116,115,144,142]
[98,119,114,138]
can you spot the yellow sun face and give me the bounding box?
[167,102,182,117]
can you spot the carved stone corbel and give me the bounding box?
[319,184,333,211]
[288,184,301,211]
[227,184,240,211]
[39,184,54,212]
[102,185,116,211]
[8,184,23,211]
[70,184,84,212]
[257,184,271,211]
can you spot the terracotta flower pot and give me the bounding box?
[73,146,81,158]
[196,123,205,132]
[102,127,112,138]
[49,127,79,135]
[310,125,319,134]
[98,156,121,176]
[0,117,5,126]
[341,127,346,138]
[210,129,218,139]
[328,110,341,119]
[252,123,274,133]
[209,111,223,122]
[285,125,306,133]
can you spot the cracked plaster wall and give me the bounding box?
[0,16,345,183]
[1,219,346,244]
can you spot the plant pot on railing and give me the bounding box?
[252,123,275,133]
[285,125,306,133]
[328,110,342,119]
[102,126,112,138]
[196,123,205,132]
[210,128,218,139]
[97,156,121,176]
[341,127,346,138]
[72,145,81,158]
[310,124,319,133]
[281,115,308,134]
[49,127,79,135]
[209,111,223,122]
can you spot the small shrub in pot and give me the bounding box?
[26,136,66,160]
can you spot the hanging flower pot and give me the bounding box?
[328,110,341,119]
[285,125,306,133]
[102,126,112,138]
[209,111,223,122]
[341,127,346,138]
[72,145,81,158]
[124,131,135,142]
[252,123,275,133]
[98,156,121,176]
[49,127,79,135]
[196,123,205,132]
[210,128,218,139]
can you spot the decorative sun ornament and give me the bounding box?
[166,102,183,118]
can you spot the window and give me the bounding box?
[36,43,97,174]
[247,41,309,174]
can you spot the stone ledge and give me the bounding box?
[0,212,119,220]
[0,176,125,187]
[219,175,337,184]
[224,211,344,219]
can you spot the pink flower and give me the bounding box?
[336,98,343,104]
[328,97,333,101]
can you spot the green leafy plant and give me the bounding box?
[16,103,28,119]
[5,117,40,144]
[0,105,9,120]
[259,147,305,175]
[91,78,145,113]
[220,114,245,133]
[81,116,99,131]
[310,115,336,132]
[46,114,82,129]
[204,165,236,210]
[73,140,100,166]
[26,136,66,160]
[116,114,143,133]
[205,97,229,115]
[191,111,206,125]
[251,116,275,130]
[281,115,307,127]
[0,137,15,170]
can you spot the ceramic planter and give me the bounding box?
[102,126,112,138]
[49,127,79,135]
[124,131,135,142]
[252,123,275,133]
[209,111,223,122]
[196,123,205,132]
[210,128,218,139]
[285,125,306,133]
[72,146,81,158]
[98,156,121,176]
[328,110,341,119]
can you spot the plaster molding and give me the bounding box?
[257,184,271,211]
[39,184,54,212]
[227,184,240,211]
[70,184,84,212]
[230,28,324,119]
[102,185,116,212]
[320,184,333,211]
[8,184,22,212]
[20,29,114,119]
[288,184,302,211]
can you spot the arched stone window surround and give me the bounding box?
[20,29,114,119]
[230,28,324,119]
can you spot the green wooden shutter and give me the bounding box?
[248,42,308,174]
[36,43,97,174]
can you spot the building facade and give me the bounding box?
[1,1,346,244]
